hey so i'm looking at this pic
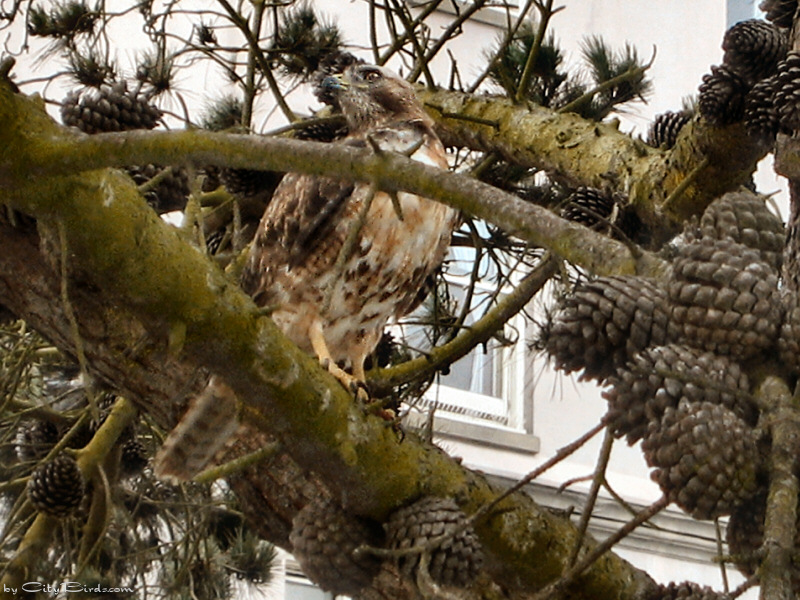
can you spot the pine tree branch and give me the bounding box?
[0,398,138,593]
[751,368,799,600]
[0,75,656,599]
[4,96,666,279]
[0,512,55,594]
[418,88,768,239]
[514,0,557,104]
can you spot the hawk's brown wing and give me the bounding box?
[240,170,355,305]
[239,124,435,308]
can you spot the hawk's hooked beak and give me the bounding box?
[321,73,349,92]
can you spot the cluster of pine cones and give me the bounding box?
[544,189,793,580]
[17,391,147,518]
[647,11,800,150]
[288,495,484,597]
[60,79,192,215]
[696,13,800,143]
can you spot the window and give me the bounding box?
[396,238,539,453]
[284,578,335,600]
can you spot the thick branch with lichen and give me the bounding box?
[0,77,656,598]
[418,88,767,236]
[751,369,799,600]
[2,91,664,279]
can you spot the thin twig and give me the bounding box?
[469,421,606,526]
[409,0,491,85]
[424,106,500,129]
[389,0,435,88]
[556,60,653,115]
[241,0,266,128]
[193,441,281,483]
[369,255,557,395]
[367,0,380,64]
[217,0,296,123]
[530,496,669,600]
[714,518,730,594]
[378,0,446,66]
[568,427,614,567]
[661,157,710,214]
[468,0,538,93]
[77,464,111,569]
[58,222,95,411]
[515,0,555,104]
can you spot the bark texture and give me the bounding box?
[419,88,768,240]
[0,71,663,599]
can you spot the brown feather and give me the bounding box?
[156,63,455,481]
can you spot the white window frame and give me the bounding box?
[401,270,539,454]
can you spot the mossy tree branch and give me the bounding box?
[0,74,658,598]
[10,123,666,280]
[418,88,768,239]
[751,368,799,600]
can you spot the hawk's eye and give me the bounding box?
[362,69,383,82]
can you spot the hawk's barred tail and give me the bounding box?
[154,376,239,482]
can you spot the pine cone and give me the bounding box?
[603,344,754,445]
[27,454,86,517]
[648,581,730,600]
[759,0,798,28]
[666,237,782,359]
[120,438,149,476]
[219,166,282,201]
[560,187,639,241]
[642,399,760,520]
[646,111,692,149]
[699,190,785,270]
[561,187,616,228]
[544,276,670,382]
[745,75,779,141]
[126,164,190,214]
[294,117,349,142]
[201,165,222,193]
[61,81,161,134]
[384,497,483,588]
[698,65,748,125]
[774,51,800,130]
[289,496,383,596]
[722,19,787,85]
[778,290,800,372]
[15,420,60,462]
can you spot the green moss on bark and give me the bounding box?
[0,76,658,598]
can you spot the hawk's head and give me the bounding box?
[322,64,429,133]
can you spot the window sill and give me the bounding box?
[405,411,540,453]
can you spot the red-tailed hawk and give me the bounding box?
[155,63,456,481]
